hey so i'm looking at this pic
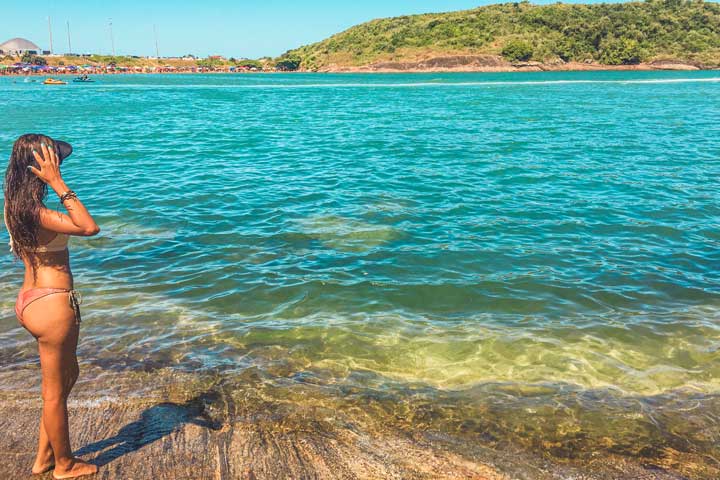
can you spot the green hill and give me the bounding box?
[278,0,720,70]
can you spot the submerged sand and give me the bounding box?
[1,365,717,480]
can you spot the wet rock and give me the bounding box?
[1,369,717,479]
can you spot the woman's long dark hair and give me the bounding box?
[4,134,58,258]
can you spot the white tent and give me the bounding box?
[0,38,42,56]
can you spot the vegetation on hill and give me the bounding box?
[20,52,47,66]
[277,0,720,70]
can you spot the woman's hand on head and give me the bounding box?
[28,142,63,186]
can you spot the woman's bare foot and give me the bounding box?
[31,450,55,474]
[52,458,98,479]
[32,461,55,475]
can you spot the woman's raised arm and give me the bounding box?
[30,142,100,237]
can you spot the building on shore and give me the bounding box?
[0,38,43,56]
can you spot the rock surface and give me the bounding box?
[318,55,711,73]
[0,384,507,480]
[1,368,716,479]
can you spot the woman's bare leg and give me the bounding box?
[32,418,55,474]
[23,294,97,479]
[33,343,81,474]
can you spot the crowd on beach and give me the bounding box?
[0,62,263,76]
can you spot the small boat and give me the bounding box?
[43,78,67,85]
[73,76,94,83]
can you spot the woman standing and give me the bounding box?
[4,134,100,479]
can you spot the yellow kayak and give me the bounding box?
[43,78,67,85]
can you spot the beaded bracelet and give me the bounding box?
[59,190,78,204]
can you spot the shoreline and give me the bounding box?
[314,57,712,73]
[1,365,718,479]
[1,59,717,77]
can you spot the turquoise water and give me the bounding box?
[1,71,719,472]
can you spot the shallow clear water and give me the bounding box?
[1,71,719,471]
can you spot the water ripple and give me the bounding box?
[1,71,719,400]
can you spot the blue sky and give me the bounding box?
[3,0,620,59]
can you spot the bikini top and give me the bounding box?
[29,232,69,253]
[3,207,69,253]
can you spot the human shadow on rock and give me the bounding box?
[75,390,223,466]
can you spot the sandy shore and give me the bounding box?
[1,365,715,480]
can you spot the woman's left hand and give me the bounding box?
[28,142,63,186]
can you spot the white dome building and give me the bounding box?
[0,38,42,56]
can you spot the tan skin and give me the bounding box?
[20,142,100,479]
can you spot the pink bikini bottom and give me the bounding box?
[15,288,82,325]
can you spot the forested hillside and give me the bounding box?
[277,0,720,70]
